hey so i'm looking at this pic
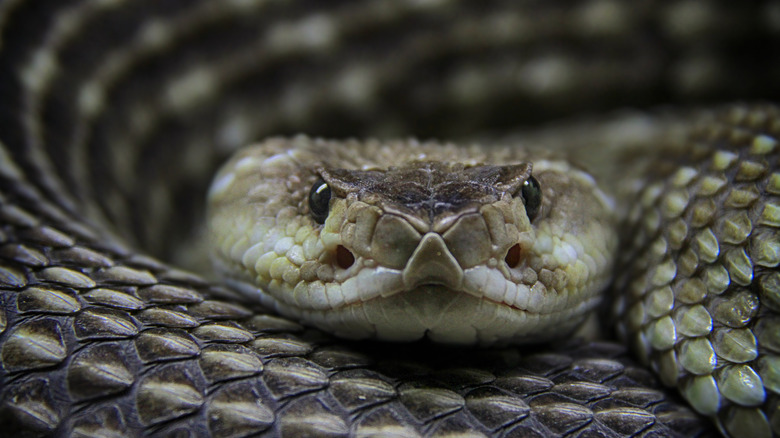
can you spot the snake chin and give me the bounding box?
[230,276,595,345]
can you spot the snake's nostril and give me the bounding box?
[505,244,522,268]
[337,245,355,269]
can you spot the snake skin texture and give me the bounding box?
[2,1,780,437]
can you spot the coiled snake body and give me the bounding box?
[1,1,779,437]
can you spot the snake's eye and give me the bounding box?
[521,175,541,221]
[309,178,331,224]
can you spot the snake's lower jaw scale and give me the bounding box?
[303,286,590,346]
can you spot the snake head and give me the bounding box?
[207,136,618,345]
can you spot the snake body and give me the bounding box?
[1,1,780,437]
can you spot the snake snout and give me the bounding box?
[401,232,464,290]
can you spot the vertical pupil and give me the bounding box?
[521,175,541,221]
[309,179,331,224]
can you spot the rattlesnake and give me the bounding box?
[1,1,779,437]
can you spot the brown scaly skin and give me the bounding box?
[1,1,779,436]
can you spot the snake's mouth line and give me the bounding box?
[227,273,559,316]
[250,273,586,319]
[332,284,546,313]
[287,283,602,346]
